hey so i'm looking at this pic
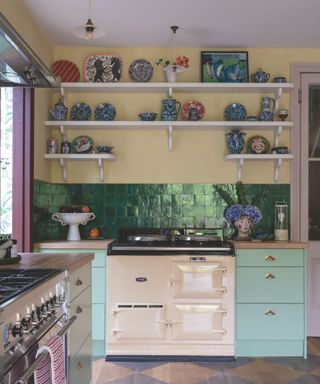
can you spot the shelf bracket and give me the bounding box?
[236,158,244,182]
[59,158,67,182]
[59,125,66,141]
[274,125,283,147]
[274,158,282,183]
[274,87,283,112]
[168,86,173,98]
[168,126,173,151]
[97,158,104,182]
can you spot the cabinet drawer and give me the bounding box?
[70,286,91,356]
[237,304,304,340]
[70,334,92,384]
[236,249,304,267]
[237,267,304,302]
[70,263,91,301]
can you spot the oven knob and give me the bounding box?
[21,317,32,333]
[35,305,41,320]
[11,315,22,338]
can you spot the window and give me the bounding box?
[0,88,34,251]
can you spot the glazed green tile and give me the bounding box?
[127,184,139,195]
[105,207,116,216]
[149,195,161,207]
[104,195,118,207]
[194,184,209,194]
[116,206,127,217]
[138,195,149,207]
[171,184,182,194]
[127,206,138,217]
[182,217,195,227]
[126,217,139,227]
[195,195,206,206]
[182,184,194,194]
[127,195,139,206]
[194,206,206,217]
[169,215,183,227]
[182,194,194,205]
[194,217,206,228]
[161,195,172,206]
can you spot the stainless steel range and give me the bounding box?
[0,268,75,384]
[106,228,235,361]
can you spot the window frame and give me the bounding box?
[12,88,34,252]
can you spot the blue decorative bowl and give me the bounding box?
[96,146,114,153]
[94,103,116,121]
[139,112,158,121]
[224,103,247,121]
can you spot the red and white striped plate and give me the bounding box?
[52,60,80,82]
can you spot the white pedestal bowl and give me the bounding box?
[52,212,96,241]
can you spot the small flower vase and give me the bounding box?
[163,65,185,82]
[234,216,253,240]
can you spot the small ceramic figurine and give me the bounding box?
[251,68,270,83]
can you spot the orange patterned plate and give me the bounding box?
[52,60,80,82]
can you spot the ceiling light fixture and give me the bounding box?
[74,0,105,41]
[85,0,94,40]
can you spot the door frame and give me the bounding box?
[291,63,320,241]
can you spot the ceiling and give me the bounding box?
[22,0,320,48]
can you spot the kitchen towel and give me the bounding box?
[34,335,66,384]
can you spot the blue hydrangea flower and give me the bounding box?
[224,204,262,224]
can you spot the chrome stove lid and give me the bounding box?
[127,234,168,242]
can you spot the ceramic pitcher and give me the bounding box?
[161,98,181,121]
[48,99,68,121]
[259,96,275,121]
[226,129,246,154]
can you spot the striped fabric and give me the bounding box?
[34,335,66,384]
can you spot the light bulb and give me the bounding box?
[85,18,95,40]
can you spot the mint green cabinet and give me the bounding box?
[236,248,306,357]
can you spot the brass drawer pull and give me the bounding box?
[265,309,276,316]
[76,305,83,314]
[265,273,275,280]
[76,278,83,286]
[77,361,83,369]
[265,255,276,262]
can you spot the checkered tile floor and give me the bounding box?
[93,339,320,384]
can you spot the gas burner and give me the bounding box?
[127,235,167,242]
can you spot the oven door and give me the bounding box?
[171,257,228,299]
[3,310,75,384]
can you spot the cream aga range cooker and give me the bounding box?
[106,228,235,362]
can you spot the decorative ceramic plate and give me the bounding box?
[71,135,94,154]
[224,103,247,121]
[181,101,205,121]
[128,59,153,82]
[52,60,80,82]
[246,135,270,154]
[94,103,116,121]
[70,103,92,121]
[84,55,122,82]
[0,255,21,265]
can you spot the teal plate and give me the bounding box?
[0,255,21,264]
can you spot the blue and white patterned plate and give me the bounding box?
[70,103,92,121]
[224,103,247,121]
[129,59,153,82]
[94,103,116,121]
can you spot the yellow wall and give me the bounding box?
[46,46,320,184]
[1,0,54,182]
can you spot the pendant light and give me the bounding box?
[73,0,105,41]
[85,0,94,40]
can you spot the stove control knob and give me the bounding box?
[11,314,22,338]
[21,317,32,333]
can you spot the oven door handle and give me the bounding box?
[14,315,77,384]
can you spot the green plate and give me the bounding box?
[0,255,21,264]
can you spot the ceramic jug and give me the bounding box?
[251,68,270,83]
[161,98,181,121]
[225,129,246,154]
[48,99,68,121]
[259,96,275,121]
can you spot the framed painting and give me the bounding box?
[201,51,249,83]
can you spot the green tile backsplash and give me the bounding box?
[33,180,290,242]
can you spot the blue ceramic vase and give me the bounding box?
[161,98,181,121]
[226,129,246,154]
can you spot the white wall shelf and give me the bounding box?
[45,154,116,182]
[46,120,293,152]
[225,154,294,182]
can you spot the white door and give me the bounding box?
[300,73,320,336]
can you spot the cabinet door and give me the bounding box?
[237,267,304,303]
[172,261,226,299]
[171,303,231,341]
[69,334,92,384]
[112,303,167,339]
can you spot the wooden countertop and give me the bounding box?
[34,239,114,250]
[232,240,308,249]
[0,252,94,272]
